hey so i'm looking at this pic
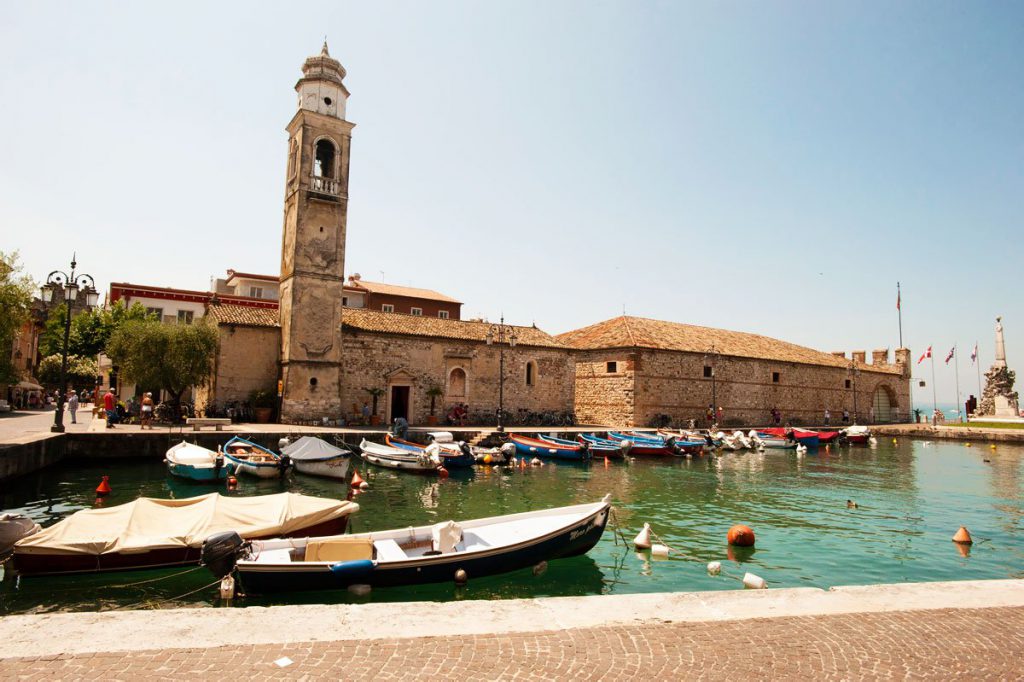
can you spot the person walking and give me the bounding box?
[842,408,850,424]
[103,388,117,428]
[67,390,79,424]
[823,408,831,426]
[141,392,154,429]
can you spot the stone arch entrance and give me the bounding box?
[386,368,415,424]
[872,385,895,423]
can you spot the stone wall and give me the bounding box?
[572,348,911,428]
[339,331,574,424]
[196,325,281,413]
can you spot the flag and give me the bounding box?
[971,343,978,364]
[917,346,931,364]
[896,289,901,311]
[945,347,955,364]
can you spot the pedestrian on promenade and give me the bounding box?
[103,388,117,428]
[140,392,154,429]
[361,402,371,425]
[842,408,850,424]
[67,390,79,424]
[705,404,714,427]
[771,407,781,426]
[716,406,723,424]
[823,408,831,426]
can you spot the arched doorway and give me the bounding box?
[872,386,894,423]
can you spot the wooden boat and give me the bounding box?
[203,496,611,594]
[0,514,40,555]
[282,436,352,480]
[12,492,358,576]
[508,434,590,461]
[759,428,820,448]
[359,438,441,473]
[223,436,290,478]
[385,434,475,468]
[165,442,228,483]
[577,433,630,458]
[606,432,675,456]
[759,436,798,450]
[841,425,871,444]
[539,434,622,458]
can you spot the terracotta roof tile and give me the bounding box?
[342,308,563,348]
[346,280,461,304]
[557,316,901,374]
[206,303,280,328]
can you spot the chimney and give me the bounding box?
[852,350,867,364]
[872,348,890,365]
[831,351,846,359]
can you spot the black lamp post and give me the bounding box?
[41,255,98,433]
[848,360,861,425]
[703,344,719,426]
[485,315,518,432]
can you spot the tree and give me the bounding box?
[37,354,98,389]
[40,300,155,359]
[0,251,35,385]
[106,319,219,419]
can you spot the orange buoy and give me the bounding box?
[227,475,238,489]
[438,467,449,479]
[952,526,973,544]
[727,524,755,547]
[95,475,111,497]
[350,469,365,489]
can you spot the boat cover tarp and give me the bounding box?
[281,436,349,462]
[15,492,357,556]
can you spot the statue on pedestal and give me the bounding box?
[978,316,1019,417]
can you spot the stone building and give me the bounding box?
[558,316,910,427]
[194,304,281,413]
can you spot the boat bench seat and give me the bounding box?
[373,538,407,562]
[257,548,294,564]
[305,538,374,563]
[458,531,492,552]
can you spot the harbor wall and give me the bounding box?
[0,434,67,483]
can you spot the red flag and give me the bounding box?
[945,347,955,364]
[917,346,932,364]
[971,343,978,363]
[897,290,901,310]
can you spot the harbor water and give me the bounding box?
[1,437,1021,614]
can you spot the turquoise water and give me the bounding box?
[1,438,1021,614]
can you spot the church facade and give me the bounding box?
[191,45,912,428]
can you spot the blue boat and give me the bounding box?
[542,434,625,458]
[205,497,611,594]
[165,442,228,482]
[508,434,590,461]
[385,434,475,468]
[223,436,290,478]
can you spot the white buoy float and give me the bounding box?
[651,543,670,558]
[707,561,721,576]
[742,572,767,589]
[219,575,235,600]
[634,522,652,550]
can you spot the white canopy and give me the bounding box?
[15,492,358,557]
[281,436,351,462]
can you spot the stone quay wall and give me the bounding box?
[340,331,574,424]
[574,348,910,428]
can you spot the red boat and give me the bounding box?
[606,432,676,456]
[841,425,871,444]
[759,427,839,444]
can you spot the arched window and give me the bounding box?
[314,139,337,178]
[448,368,467,397]
[525,360,537,386]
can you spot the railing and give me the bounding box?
[308,174,341,196]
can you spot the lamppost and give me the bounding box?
[703,344,719,425]
[485,315,517,432]
[41,255,98,433]
[848,360,861,425]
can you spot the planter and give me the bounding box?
[254,407,273,424]
[370,415,382,426]
[426,414,439,426]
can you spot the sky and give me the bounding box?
[1,1,1021,408]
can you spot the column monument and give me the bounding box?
[978,316,1019,418]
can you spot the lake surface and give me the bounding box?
[1,437,1021,614]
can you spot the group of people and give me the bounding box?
[99,389,156,428]
[446,402,470,426]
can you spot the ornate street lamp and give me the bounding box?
[485,315,517,432]
[703,344,719,426]
[41,255,98,433]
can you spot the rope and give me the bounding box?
[106,577,224,612]
[108,565,204,588]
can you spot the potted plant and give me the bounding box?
[250,388,276,424]
[426,384,444,425]
[364,387,385,426]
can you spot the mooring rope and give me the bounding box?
[108,577,224,612]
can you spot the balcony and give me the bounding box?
[308,174,341,198]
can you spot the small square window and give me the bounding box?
[177,310,194,325]
[703,366,713,378]
[772,372,780,383]
[410,307,423,316]
[382,304,394,313]
[438,310,449,319]
[342,296,348,306]
[606,361,617,373]
[249,286,264,298]
[146,307,163,319]
[845,379,852,389]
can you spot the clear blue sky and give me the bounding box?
[1,1,1021,408]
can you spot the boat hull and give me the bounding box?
[235,504,609,594]
[509,435,589,461]
[361,451,438,473]
[294,456,352,480]
[166,460,228,482]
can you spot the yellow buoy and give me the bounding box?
[892,438,898,444]
[990,444,997,450]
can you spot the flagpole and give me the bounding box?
[897,282,903,348]
[975,341,982,397]
[953,345,962,423]
[930,351,937,418]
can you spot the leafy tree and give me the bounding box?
[37,354,98,389]
[106,319,219,419]
[40,300,155,359]
[0,251,36,385]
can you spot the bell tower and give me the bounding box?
[279,42,354,422]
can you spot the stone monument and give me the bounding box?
[978,316,1019,417]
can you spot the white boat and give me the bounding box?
[282,436,352,480]
[0,513,40,554]
[359,438,440,473]
[223,436,289,478]
[165,442,228,482]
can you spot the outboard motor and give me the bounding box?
[278,436,292,451]
[499,442,517,463]
[277,454,292,476]
[201,531,246,578]
[458,441,473,459]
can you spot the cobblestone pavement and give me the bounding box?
[3,606,1021,680]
